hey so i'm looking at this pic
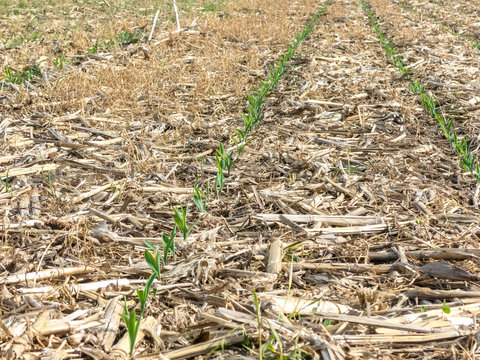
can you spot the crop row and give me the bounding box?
[121,0,331,355]
[361,0,480,183]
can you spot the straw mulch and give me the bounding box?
[1,0,480,358]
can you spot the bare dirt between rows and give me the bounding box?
[1,0,480,358]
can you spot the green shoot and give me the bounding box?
[0,170,10,193]
[410,81,424,94]
[216,142,234,176]
[442,300,451,314]
[3,65,41,85]
[172,204,200,240]
[120,297,140,357]
[162,226,177,264]
[193,181,209,213]
[53,54,68,70]
[214,153,225,197]
[252,288,262,359]
[144,241,162,277]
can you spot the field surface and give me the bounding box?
[2,0,480,358]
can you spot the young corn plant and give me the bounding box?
[162,226,177,264]
[173,204,201,240]
[232,128,252,156]
[193,181,209,213]
[120,244,161,357]
[217,142,234,176]
[3,65,42,85]
[214,153,225,198]
[0,170,10,193]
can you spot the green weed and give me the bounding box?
[3,65,41,84]
[116,30,142,44]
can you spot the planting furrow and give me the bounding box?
[361,0,480,185]
[120,1,333,355]
[363,0,480,183]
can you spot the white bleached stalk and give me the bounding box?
[148,9,160,42]
[171,0,181,31]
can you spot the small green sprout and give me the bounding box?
[214,154,225,197]
[193,181,209,213]
[120,297,140,356]
[442,300,451,314]
[0,170,10,193]
[144,241,162,277]
[54,54,67,69]
[216,142,234,176]
[162,226,177,264]
[173,204,201,240]
[120,272,156,356]
[3,65,41,85]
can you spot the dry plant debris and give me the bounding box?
[1,0,480,358]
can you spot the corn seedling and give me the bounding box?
[410,81,424,94]
[121,243,163,356]
[232,128,252,155]
[116,30,141,44]
[193,180,209,213]
[144,241,163,276]
[252,288,263,359]
[87,41,99,54]
[53,54,68,69]
[173,204,200,240]
[120,271,157,356]
[162,226,177,264]
[0,170,10,193]
[42,170,57,199]
[214,153,225,197]
[216,142,234,176]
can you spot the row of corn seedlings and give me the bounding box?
[120,0,332,356]
[361,0,480,183]
[390,0,480,51]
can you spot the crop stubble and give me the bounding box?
[1,0,480,358]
